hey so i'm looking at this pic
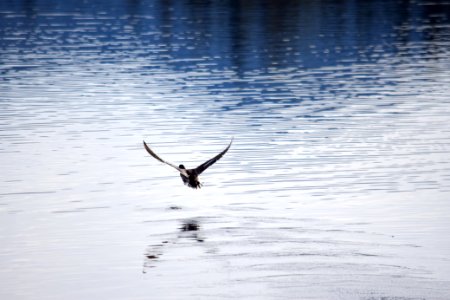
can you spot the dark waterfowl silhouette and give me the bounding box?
[143,138,233,189]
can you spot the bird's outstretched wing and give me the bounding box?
[195,138,233,175]
[143,141,181,172]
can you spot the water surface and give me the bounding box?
[1,1,450,299]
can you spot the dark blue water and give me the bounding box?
[1,1,450,299]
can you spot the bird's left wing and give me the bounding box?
[143,141,181,172]
[195,138,233,175]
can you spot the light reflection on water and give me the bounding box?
[1,0,450,299]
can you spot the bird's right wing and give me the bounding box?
[143,141,181,172]
[194,138,233,175]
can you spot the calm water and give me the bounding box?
[1,0,450,299]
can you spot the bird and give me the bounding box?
[143,138,233,189]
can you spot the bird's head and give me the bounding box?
[179,164,186,169]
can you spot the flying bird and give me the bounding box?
[143,138,233,189]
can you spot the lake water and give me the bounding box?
[1,0,450,299]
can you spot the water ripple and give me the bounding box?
[1,1,450,299]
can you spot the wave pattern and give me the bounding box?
[1,1,450,299]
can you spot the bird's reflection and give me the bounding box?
[179,219,204,242]
[143,219,204,272]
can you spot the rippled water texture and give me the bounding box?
[1,1,450,299]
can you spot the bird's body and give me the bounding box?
[143,138,233,189]
[179,167,201,189]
